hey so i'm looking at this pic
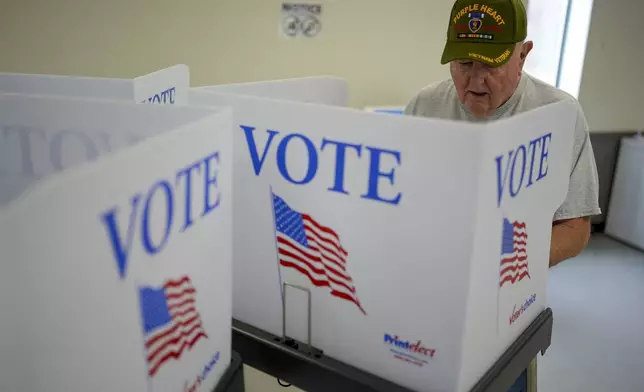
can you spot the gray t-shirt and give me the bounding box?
[404,73,601,221]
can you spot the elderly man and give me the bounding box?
[405,0,601,267]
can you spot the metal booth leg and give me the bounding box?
[527,357,538,392]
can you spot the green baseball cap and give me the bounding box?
[441,0,528,67]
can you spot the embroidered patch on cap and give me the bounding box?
[468,12,485,33]
[457,33,494,40]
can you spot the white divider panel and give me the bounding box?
[189,89,575,392]
[134,64,190,104]
[0,93,233,392]
[0,91,204,206]
[0,72,134,100]
[457,102,576,391]
[196,76,349,107]
[0,64,190,105]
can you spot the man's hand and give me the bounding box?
[549,217,591,267]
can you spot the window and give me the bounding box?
[524,0,571,87]
[557,0,594,98]
[524,0,594,98]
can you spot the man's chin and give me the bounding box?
[465,102,490,119]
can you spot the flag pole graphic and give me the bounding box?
[135,281,154,392]
[496,218,503,336]
[496,266,501,336]
[269,186,284,301]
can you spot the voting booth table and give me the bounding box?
[0,67,576,392]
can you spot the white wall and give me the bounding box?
[577,0,643,132]
[0,0,455,109]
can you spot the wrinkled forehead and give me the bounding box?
[451,58,509,72]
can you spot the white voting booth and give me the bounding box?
[0,64,189,104]
[0,89,233,390]
[188,87,576,392]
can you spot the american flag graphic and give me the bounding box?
[499,218,530,287]
[138,275,208,377]
[272,193,366,315]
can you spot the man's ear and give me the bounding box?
[521,41,534,59]
[518,41,534,67]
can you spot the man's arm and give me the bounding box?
[549,103,600,266]
[549,217,591,267]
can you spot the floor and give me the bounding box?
[538,234,644,392]
[241,235,644,392]
[243,366,304,392]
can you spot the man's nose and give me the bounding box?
[467,63,490,87]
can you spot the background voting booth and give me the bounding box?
[0,64,189,105]
[196,76,349,107]
[0,65,576,392]
[605,133,644,251]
